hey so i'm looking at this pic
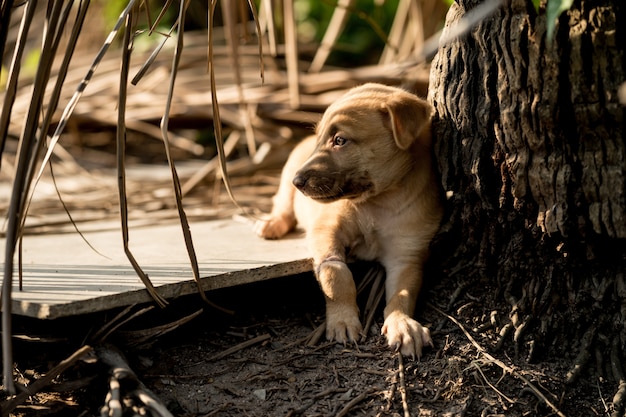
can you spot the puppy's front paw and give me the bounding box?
[382,311,433,359]
[326,305,362,345]
[254,215,291,239]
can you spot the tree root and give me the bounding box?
[610,337,626,417]
[97,344,173,417]
[611,380,626,417]
[494,323,513,351]
[565,326,596,385]
[431,305,567,417]
[446,281,472,310]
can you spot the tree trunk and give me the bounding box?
[428,0,625,401]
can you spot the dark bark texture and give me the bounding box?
[429,0,625,390]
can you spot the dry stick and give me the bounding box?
[20,0,86,230]
[2,0,71,395]
[335,387,376,417]
[118,4,168,308]
[286,386,348,417]
[308,0,354,73]
[469,360,515,404]
[91,305,156,344]
[0,0,15,101]
[90,305,142,343]
[382,368,399,415]
[360,269,385,343]
[161,0,222,310]
[149,0,175,35]
[397,354,411,417]
[259,0,277,56]
[181,130,241,197]
[379,0,411,65]
[596,378,611,416]
[306,322,327,347]
[1,0,39,395]
[118,308,204,347]
[282,0,299,109]
[208,0,244,214]
[245,0,264,83]
[431,305,566,417]
[1,345,94,416]
[0,0,34,164]
[131,19,178,86]
[403,0,424,61]
[209,333,271,361]
[221,0,257,157]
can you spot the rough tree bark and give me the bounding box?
[429,0,625,405]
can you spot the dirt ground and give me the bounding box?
[7,259,614,417]
[2,135,616,417]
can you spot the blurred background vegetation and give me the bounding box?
[2,0,438,84]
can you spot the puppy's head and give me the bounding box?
[293,83,433,203]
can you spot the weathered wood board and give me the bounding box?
[1,219,311,319]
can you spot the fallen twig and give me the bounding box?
[468,360,515,404]
[431,304,567,417]
[335,387,376,417]
[1,345,94,416]
[397,354,411,417]
[209,333,271,361]
[91,304,155,344]
[285,386,348,416]
[116,308,204,347]
[360,267,386,343]
[381,367,398,416]
[305,322,326,347]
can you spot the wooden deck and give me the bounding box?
[2,219,311,319]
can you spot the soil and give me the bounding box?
[7,262,614,417]
[2,136,615,417]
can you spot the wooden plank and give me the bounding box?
[2,219,311,319]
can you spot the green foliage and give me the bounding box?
[0,65,6,89]
[531,0,574,41]
[100,0,176,34]
[102,0,130,32]
[546,0,573,40]
[295,0,400,67]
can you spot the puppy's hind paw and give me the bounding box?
[254,215,292,239]
[382,312,433,359]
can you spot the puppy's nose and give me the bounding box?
[292,174,307,190]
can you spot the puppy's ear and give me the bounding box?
[383,95,433,150]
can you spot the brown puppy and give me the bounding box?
[255,83,443,358]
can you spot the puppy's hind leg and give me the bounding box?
[255,137,315,239]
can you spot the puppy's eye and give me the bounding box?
[332,136,348,147]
